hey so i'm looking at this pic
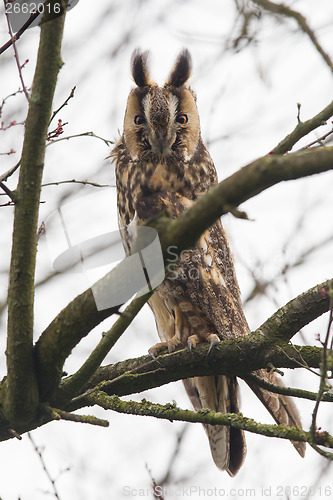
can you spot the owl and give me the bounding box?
[111,49,305,475]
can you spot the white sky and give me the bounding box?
[1,1,333,498]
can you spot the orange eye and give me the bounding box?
[176,113,188,124]
[134,115,145,125]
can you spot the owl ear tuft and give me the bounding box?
[131,49,151,87]
[167,49,192,87]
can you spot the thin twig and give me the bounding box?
[270,99,333,154]
[0,3,45,56]
[0,180,16,202]
[298,125,333,152]
[46,131,114,147]
[42,179,114,189]
[49,86,76,125]
[146,464,165,500]
[40,404,109,427]
[0,158,21,182]
[27,432,62,500]
[3,1,30,101]
[0,89,28,118]
[241,373,333,402]
[158,425,189,486]
[252,0,333,73]
[7,428,22,440]
[310,291,333,440]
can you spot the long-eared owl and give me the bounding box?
[111,50,305,475]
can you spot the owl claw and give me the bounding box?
[207,334,220,354]
[187,334,200,353]
[149,350,156,360]
[187,338,194,352]
[168,341,175,353]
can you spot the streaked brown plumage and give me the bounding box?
[111,49,305,475]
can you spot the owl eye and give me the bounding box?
[176,113,188,124]
[134,115,145,125]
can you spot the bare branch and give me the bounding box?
[270,100,333,155]
[0,180,16,202]
[0,3,45,56]
[3,0,30,100]
[252,0,333,73]
[0,158,21,182]
[49,85,76,125]
[42,179,114,189]
[46,130,114,147]
[28,432,62,500]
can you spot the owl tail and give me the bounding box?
[246,370,306,457]
[183,375,246,476]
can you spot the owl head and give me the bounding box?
[122,49,200,163]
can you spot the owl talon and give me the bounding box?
[207,334,220,354]
[187,334,200,352]
[187,338,194,352]
[168,341,175,353]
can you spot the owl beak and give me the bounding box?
[156,127,168,156]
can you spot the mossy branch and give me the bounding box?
[52,292,153,407]
[241,373,333,402]
[41,405,109,427]
[61,278,333,409]
[87,392,333,452]
[4,3,68,425]
[157,147,333,257]
[0,279,331,440]
[34,286,119,400]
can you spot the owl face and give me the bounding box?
[123,50,200,164]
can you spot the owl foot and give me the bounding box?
[148,338,182,359]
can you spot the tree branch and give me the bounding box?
[0,3,45,56]
[241,373,333,402]
[0,278,330,441]
[63,279,333,410]
[271,100,333,154]
[150,147,333,262]
[53,292,153,407]
[4,2,68,425]
[87,392,333,451]
[3,0,30,100]
[252,0,333,73]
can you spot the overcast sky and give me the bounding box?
[1,1,333,498]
